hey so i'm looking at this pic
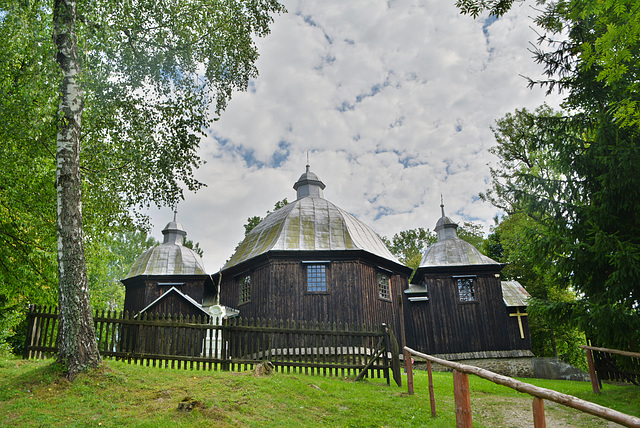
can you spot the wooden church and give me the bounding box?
[122,166,532,369]
[121,215,217,318]
[215,165,412,344]
[402,202,533,362]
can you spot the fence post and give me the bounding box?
[532,397,546,428]
[453,369,472,428]
[427,360,437,418]
[22,305,36,359]
[585,348,601,394]
[404,348,414,395]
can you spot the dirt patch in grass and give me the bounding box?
[472,394,619,427]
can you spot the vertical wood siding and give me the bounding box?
[403,274,532,355]
[219,256,407,346]
[122,276,208,315]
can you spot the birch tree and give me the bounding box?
[0,0,286,378]
[53,0,100,376]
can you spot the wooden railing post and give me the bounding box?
[404,347,414,395]
[453,369,472,428]
[532,397,546,428]
[585,348,601,395]
[427,360,437,417]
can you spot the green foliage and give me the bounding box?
[0,0,284,360]
[455,0,518,18]
[486,213,587,368]
[382,228,436,273]
[86,231,159,313]
[471,0,640,352]
[457,221,485,250]
[183,239,203,258]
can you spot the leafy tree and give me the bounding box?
[184,239,204,258]
[2,0,284,378]
[485,214,586,368]
[382,228,435,276]
[459,0,640,352]
[86,231,159,313]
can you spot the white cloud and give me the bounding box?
[147,0,564,272]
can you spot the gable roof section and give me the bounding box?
[138,286,209,316]
[501,281,530,307]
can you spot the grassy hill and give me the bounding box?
[1,356,638,427]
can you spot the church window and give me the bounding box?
[378,272,391,301]
[457,277,475,302]
[238,274,251,304]
[306,264,327,292]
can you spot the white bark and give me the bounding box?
[54,0,100,379]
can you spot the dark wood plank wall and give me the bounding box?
[123,276,207,315]
[123,283,146,314]
[506,307,532,350]
[219,257,407,343]
[143,293,205,318]
[403,274,531,355]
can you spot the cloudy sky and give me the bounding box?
[147,0,563,272]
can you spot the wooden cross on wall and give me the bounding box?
[509,307,528,339]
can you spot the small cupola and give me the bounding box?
[293,164,326,200]
[434,199,459,241]
[124,212,206,278]
[162,212,187,245]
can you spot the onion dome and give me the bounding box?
[418,201,499,268]
[126,214,206,278]
[224,165,401,269]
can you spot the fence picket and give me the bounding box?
[23,305,393,382]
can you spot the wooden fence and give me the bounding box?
[581,345,640,394]
[403,346,640,428]
[23,305,401,386]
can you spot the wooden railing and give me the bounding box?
[403,346,640,428]
[581,345,640,394]
[23,305,401,385]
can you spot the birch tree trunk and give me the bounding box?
[53,0,101,379]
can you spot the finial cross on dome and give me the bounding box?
[440,194,445,217]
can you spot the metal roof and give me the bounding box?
[418,202,500,268]
[501,281,531,307]
[419,238,500,267]
[125,217,207,278]
[223,166,402,270]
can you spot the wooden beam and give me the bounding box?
[427,360,437,418]
[532,397,546,428]
[585,348,601,395]
[405,347,640,428]
[404,348,414,395]
[453,370,472,427]
[580,345,640,359]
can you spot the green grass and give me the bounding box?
[0,356,638,427]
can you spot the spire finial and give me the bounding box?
[173,209,178,222]
[440,194,445,217]
[306,150,310,172]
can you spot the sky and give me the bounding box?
[147,0,563,273]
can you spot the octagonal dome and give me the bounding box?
[224,166,401,269]
[126,216,206,278]
[418,202,499,269]
[419,238,499,267]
